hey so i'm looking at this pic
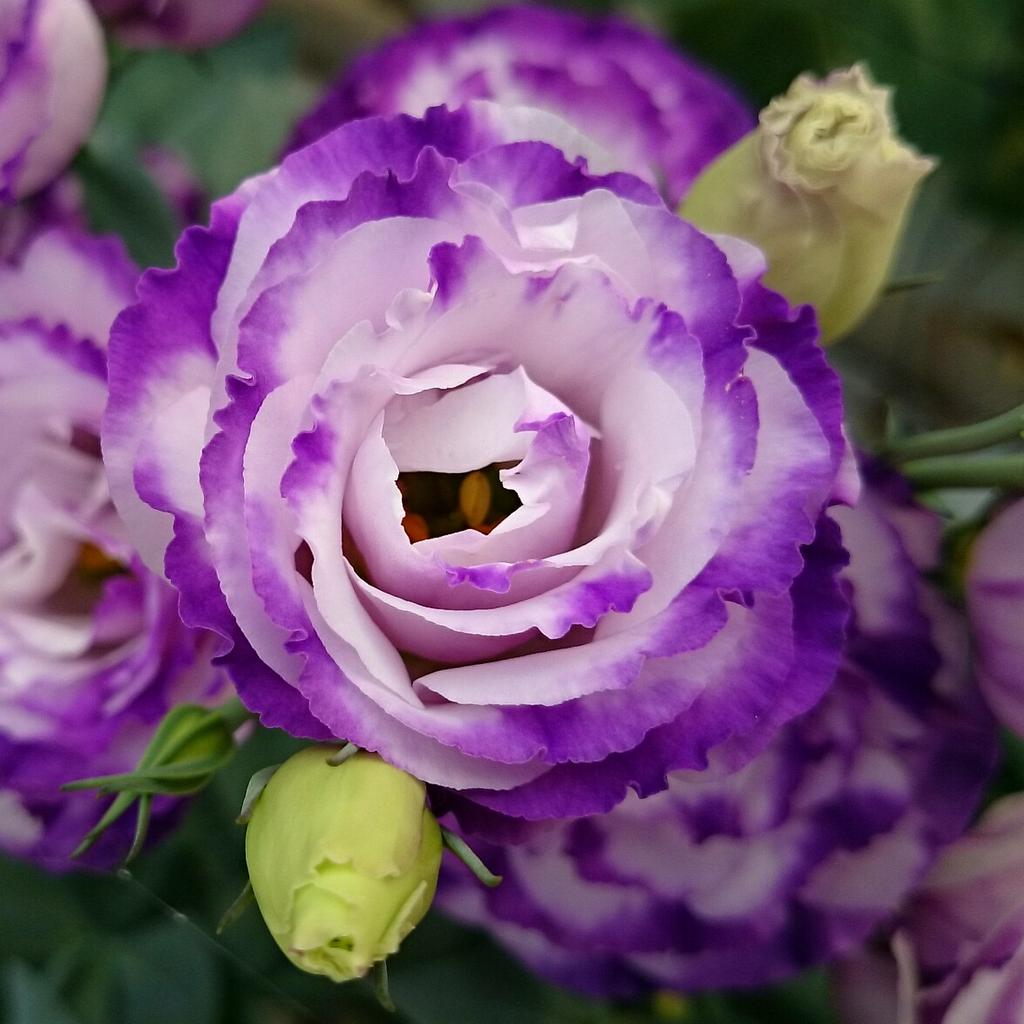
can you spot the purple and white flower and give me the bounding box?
[966,499,1024,738]
[104,102,850,824]
[0,173,86,263]
[0,228,225,869]
[91,0,266,49]
[0,0,107,203]
[836,794,1024,1024]
[437,466,995,993]
[287,5,753,207]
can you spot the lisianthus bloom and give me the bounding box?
[0,228,225,869]
[91,0,266,49]
[836,794,1024,1024]
[0,174,86,263]
[246,748,442,981]
[682,65,934,342]
[0,0,107,203]
[437,466,994,994]
[104,102,850,824]
[965,500,1024,737]
[286,6,753,207]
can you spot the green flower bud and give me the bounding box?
[681,64,934,343]
[245,747,442,982]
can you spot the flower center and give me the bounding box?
[397,464,522,542]
[73,542,128,585]
[39,542,130,619]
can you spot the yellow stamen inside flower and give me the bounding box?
[396,465,521,543]
[458,470,491,528]
[74,542,126,583]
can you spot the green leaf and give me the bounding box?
[112,921,221,1024]
[73,148,179,269]
[3,961,81,1024]
[87,17,316,207]
[390,917,546,1024]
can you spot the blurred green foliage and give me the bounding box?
[76,16,316,267]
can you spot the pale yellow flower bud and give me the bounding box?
[681,64,935,342]
[245,747,442,982]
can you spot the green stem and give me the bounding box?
[887,402,1024,462]
[441,828,502,888]
[901,452,1024,491]
[326,742,359,766]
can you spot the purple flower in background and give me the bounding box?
[91,0,266,49]
[287,5,753,206]
[437,468,994,994]
[0,0,107,203]
[103,101,850,825]
[966,499,1024,737]
[836,795,1024,1024]
[0,174,86,262]
[140,146,207,229]
[0,228,225,869]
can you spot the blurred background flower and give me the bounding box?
[0,0,106,203]
[0,227,228,870]
[90,0,268,50]
[436,465,994,996]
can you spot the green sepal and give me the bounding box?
[216,880,255,935]
[236,764,281,825]
[125,794,153,864]
[64,752,235,795]
[71,791,138,859]
[373,960,396,1013]
[65,698,252,861]
[441,828,502,888]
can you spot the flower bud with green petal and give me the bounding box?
[681,64,934,342]
[245,747,442,982]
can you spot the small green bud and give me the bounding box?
[66,699,248,861]
[245,747,442,983]
[681,64,934,343]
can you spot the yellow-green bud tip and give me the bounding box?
[244,747,442,983]
[682,64,935,343]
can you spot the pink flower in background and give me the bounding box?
[0,0,107,203]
